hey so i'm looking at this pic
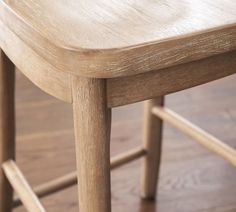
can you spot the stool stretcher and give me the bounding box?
[152,106,236,166]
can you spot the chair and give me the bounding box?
[0,0,236,211]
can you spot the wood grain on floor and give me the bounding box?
[14,71,236,212]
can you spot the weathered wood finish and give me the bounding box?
[13,146,146,208]
[2,160,45,212]
[141,98,164,199]
[1,1,236,77]
[107,51,236,107]
[10,73,236,212]
[152,106,236,167]
[72,77,111,212]
[0,21,72,103]
[0,0,236,211]
[0,50,15,212]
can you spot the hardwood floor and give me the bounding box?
[13,71,236,212]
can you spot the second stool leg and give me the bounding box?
[0,50,15,212]
[72,77,111,212]
[141,97,164,200]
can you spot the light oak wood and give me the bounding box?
[10,73,236,212]
[141,98,164,199]
[72,77,111,212]
[0,20,72,103]
[1,1,236,77]
[0,50,15,212]
[13,146,146,207]
[2,160,45,212]
[0,0,236,210]
[152,106,236,167]
[111,146,146,169]
[107,51,236,107]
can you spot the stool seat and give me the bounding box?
[1,0,236,77]
[3,0,236,50]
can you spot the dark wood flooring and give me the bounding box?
[13,71,236,212]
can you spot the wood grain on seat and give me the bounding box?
[1,0,236,77]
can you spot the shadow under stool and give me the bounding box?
[0,0,236,211]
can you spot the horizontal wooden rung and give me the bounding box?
[152,106,236,167]
[111,146,146,169]
[13,146,146,207]
[2,160,46,212]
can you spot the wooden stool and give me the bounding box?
[1,1,236,211]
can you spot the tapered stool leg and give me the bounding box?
[72,77,111,212]
[141,97,164,200]
[0,50,15,212]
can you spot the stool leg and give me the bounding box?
[0,50,15,212]
[141,97,164,200]
[72,77,111,212]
